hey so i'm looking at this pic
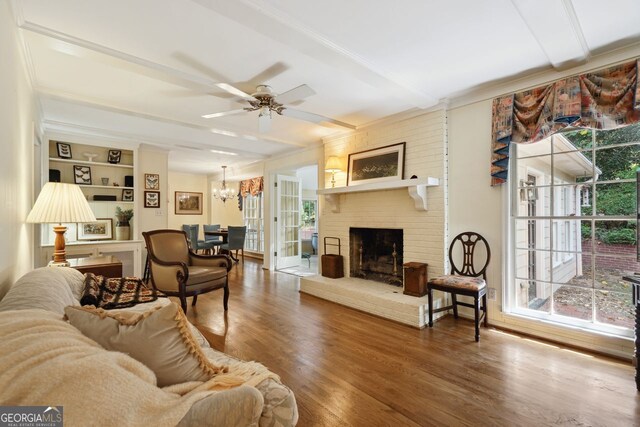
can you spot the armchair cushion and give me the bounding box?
[187,266,228,286]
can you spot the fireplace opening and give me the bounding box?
[349,227,403,286]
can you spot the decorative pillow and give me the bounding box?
[64,302,228,387]
[81,273,162,309]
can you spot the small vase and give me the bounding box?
[115,222,130,241]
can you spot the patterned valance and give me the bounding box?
[239,176,264,197]
[491,58,640,186]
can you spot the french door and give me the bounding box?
[275,174,302,269]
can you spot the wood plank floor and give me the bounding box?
[184,259,640,426]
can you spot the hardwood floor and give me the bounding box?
[184,259,640,426]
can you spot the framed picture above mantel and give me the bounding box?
[347,142,406,186]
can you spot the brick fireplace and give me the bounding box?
[350,227,403,286]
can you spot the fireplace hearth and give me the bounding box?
[349,227,403,286]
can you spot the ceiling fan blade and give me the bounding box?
[259,113,271,133]
[202,108,247,119]
[215,83,256,101]
[275,84,316,105]
[245,62,289,87]
[281,108,356,129]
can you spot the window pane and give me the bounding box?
[595,291,635,329]
[595,124,640,147]
[594,145,640,182]
[594,220,637,252]
[593,255,640,289]
[552,284,593,322]
[552,151,595,185]
[514,280,551,313]
[517,138,550,158]
[515,249,551,284]
[515,184,550,217]
[514,220,551,251]
[595,183,636,216]
[562,129,593,150]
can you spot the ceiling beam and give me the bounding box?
[511,0,590,70]
[191,0,438,109]
[36,88,308,149]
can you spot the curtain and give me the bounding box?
[239,176,264,197]
[490,58,640,186]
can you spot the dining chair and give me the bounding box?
[203,224,224,254]
[181,224,216,254]
[220,226,246,264]
[427,231,491,342]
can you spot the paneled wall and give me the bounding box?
[321,110,448,278]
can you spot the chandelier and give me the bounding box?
[213,165,236,203]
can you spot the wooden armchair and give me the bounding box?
[142,229,232,314]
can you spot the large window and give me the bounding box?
[243,193,264,253]
[509,125,639,337]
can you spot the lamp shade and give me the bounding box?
[325,156,341,172]
[26,182,96,224]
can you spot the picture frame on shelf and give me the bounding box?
[77,218,113,241]
[56,142,72,159]
[175,191,203,215]
[144,173,159,190]
[347,142,406,186]
[122,189,134,202]
[144,191,160,208]
[73,165,92,185]
[108,150,122,164]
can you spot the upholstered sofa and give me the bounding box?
[0,267,298,426]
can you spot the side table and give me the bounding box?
[68,255,123,278]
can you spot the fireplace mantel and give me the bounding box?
[317,177,439,213]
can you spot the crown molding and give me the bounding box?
[448,41,640,110]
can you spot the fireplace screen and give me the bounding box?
[349,227,403,286]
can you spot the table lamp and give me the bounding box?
[26,182,96,266]
[325,156,342,188]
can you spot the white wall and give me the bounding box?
[0,2,38,298]
[168,171,210,237]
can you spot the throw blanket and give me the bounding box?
[81,273,163,309]
[0,309,278,427]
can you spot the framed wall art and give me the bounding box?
[122,189,134,202]
[108,150,122,164]
[56,142,72,159]
[144,191,160,208]
[175,191,203,215]
[346,142,406,186]
[77,218,113,241]
[144,173,159,190]
[73,165,92,185]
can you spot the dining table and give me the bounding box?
[203,228,238,262]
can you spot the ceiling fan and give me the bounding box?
[201,83,355,132]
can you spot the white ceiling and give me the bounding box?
[16,0,640,176]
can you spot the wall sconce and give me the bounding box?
[325,156,342,188]
[519,180,538,202]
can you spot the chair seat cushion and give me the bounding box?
[187,266,227,286]
[428,275,486,291]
